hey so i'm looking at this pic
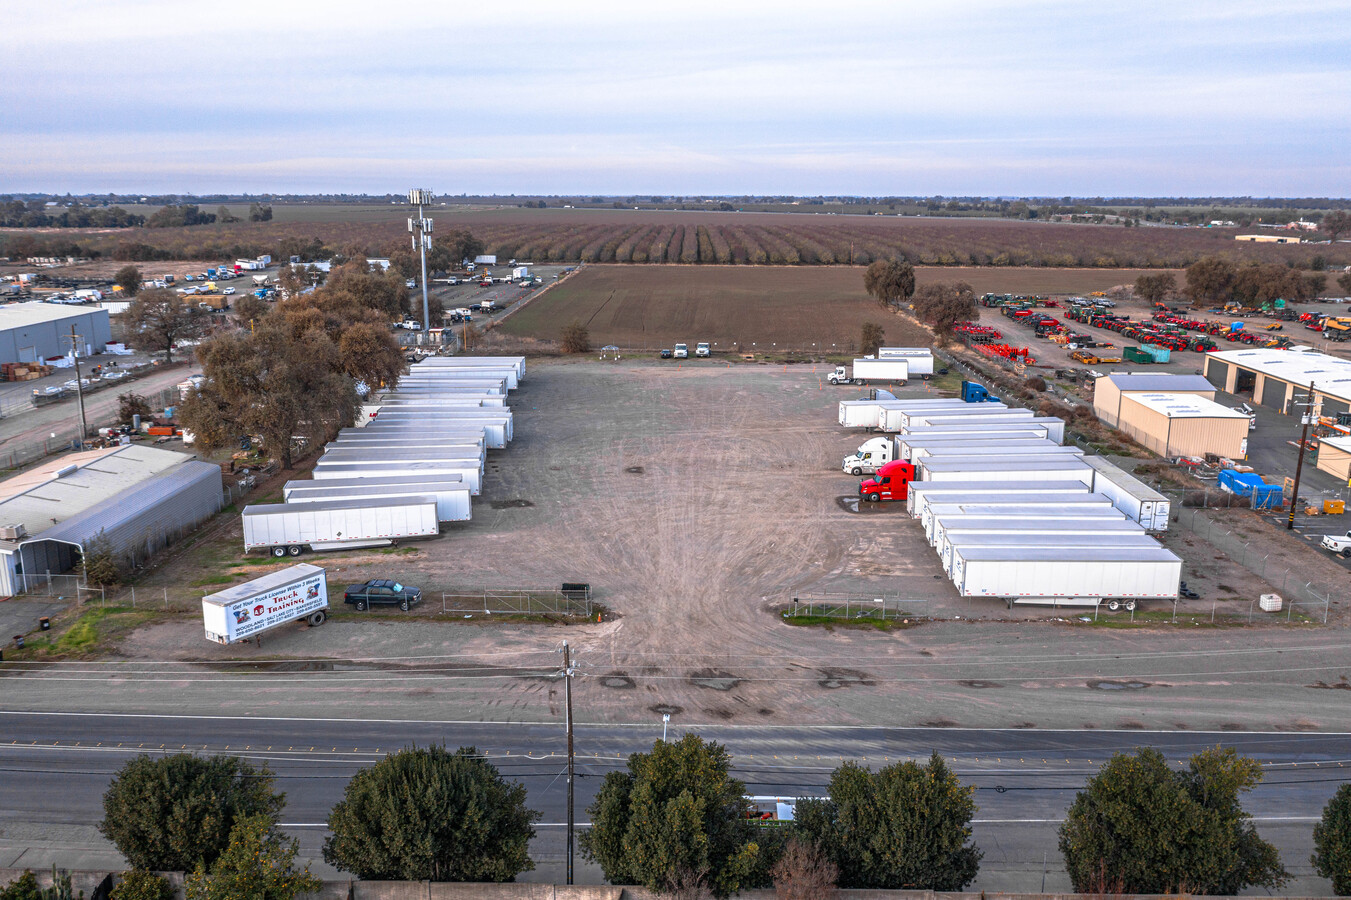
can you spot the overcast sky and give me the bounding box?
[4,0,1349,196]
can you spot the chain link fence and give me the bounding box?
[0,385,182,472]
[441,586,594,618]
[785,593,927,621]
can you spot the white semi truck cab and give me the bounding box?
[842,436,899,475]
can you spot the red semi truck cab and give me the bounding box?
[858,460,915,502]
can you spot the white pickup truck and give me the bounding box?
[1320,531,1351,557]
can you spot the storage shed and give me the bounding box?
[1093,373,1217,428]
[1114,392,1249,459]
[0,444,222,595]
[0,302,111,364]
[1316,435,1351,482]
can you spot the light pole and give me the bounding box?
[662,713,670,742]
[408,189,434,337]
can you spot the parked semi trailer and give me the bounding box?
[242,498,439,556]
[941,531,1159,580]
[904,417,1066,442]
[844,432,1045,474]
[201,564,329,644]
[923,496,1122,543]
[283,477,472,522]
[928,505,1127,547]
[906,480,1093,518]
[917,457,1093,485]
[1083,456,1171,531]
[828,358,910,385]
[948,546,1182,609]
[311,460,483,494]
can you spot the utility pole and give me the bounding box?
[66,325,88,449]
[408,189,434,337]
[562,640,576,885]
[1287,381,1316,530]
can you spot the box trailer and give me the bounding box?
[876,348,934,377]
[878,402,1010,432]
[907,480,1092,518]
[201,564,329,645]
[312,460,482,494]
[917,457,1093,486]
[368,411,512,446]
[941,532,1160,581]
[343,428,491,447]
[902,438,1073,461]
[241,498,439,556]
[1083,456,1171,531]
[924,500,1124,543]
[838,400,910,429]
[284,478,471,523]
[318,445,486,468]
[852,358,911,382]
[415,356,525,380]
[904,417,1065,443]
[896,408,1034,430]
[949,546,1182,608]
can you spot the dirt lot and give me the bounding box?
[496,265,1174,350]
[66,358,1347,733]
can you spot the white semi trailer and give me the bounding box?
[201,564,330,645]
[241,498,439,556]
[949,546,1182,610]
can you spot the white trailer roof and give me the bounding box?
[242,497,434,516]
[202,564,324,608]
[940,518,1145,533]
[1082,456,1169,503]
[285,474,462,490]
[953,546,1181,563]
[919,457,1089,472]
[910,480,1091,493]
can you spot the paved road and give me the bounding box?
[0,711,1343,893]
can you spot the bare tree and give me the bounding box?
[560,320,591,353]
[771,838,838,900]
[125,288,207,363]
[859,322,886,356]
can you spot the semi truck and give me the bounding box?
[828,358,909,385]
[241,498,439,556]
[844,433,1049,474]
[857,460,916,502]
[948,546,1182,609]
[201,564,329,645]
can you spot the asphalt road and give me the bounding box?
[0,711,1344,893]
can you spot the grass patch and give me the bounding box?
[17,606,167,659]
[190,575,237,587]
[781,614,914,632]
[378,546,421,555]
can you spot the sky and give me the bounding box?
[4,0,1350,196]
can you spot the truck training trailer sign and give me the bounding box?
[202,566,328,644]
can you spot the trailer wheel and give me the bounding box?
[287,545,303,556]
[308,611,326,626]
[355,600,367,611]
[851,467,862,476]
[1124,599,1137,612]
[1106,599,1121,611]
[399,599,409,611]
[271,546,286,558]
[866,492,880,502]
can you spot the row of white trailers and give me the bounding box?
[240,357,525,556]
[846,395,1181,609]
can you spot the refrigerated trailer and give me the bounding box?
[877,401,1009,432]
[906,480,1092,518]
[940,531,1158,579]
[927,504,1126,546]
[876,348,934,377]
[201,564,329,644]
[838,400,912,429]
[242,498,439,556]
[905,440,1078,462]
[895,408,1035,431]
[283,477,471,522]
[1083,456,1171,531]
[311,460,482,494]
[917,457,1093,485]
[949,546,1182,609]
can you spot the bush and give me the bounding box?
[112,872,174,900]
[186,815,318,900]
[560,321,590,354]
[81,530,123,588]
[1024,376,1047,392]
[99,753,284,872]
[771,838,838,900]
[0,872,40,900]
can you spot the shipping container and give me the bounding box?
[241,498,439,555]
[906,479,1093,518]
[201,564,328,645]
[923,496,1121,543]
[949,546,1182,607]
[284,478,471,522]
[917,457,1094,485]
[941,531,1160,580]
[311,460,482,494]
[1083,456,1172,530]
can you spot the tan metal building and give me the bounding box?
[1316,435,1351,483]
[1114,392,1250,459]
[1204,347,1351,419]
[1093,373,1217,428]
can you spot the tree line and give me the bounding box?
[51,735,1351,900]
[1178,255,1351,306]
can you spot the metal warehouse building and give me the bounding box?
[1112,392,1250,459]
[0,302,111,364]
[1093,373,1217,428]
[1204,347,1351,418]
[0,444,222,596]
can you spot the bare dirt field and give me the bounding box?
[495,265,1176,349]
[45,359,1344,734]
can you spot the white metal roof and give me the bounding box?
[1104,373,1216,393]
[1320,435,1351,453]
[1208,348,1351,405]
[1123,392,1248,419]
[0,301,107,329]
[0,444,198,538]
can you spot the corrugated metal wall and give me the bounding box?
[1317,445,1351,480]
[1092,378,1121,427]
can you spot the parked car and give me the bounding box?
[222,287,236,295]
[695,342,710,357]
[343,579,423,611]
[660,348,673,359]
